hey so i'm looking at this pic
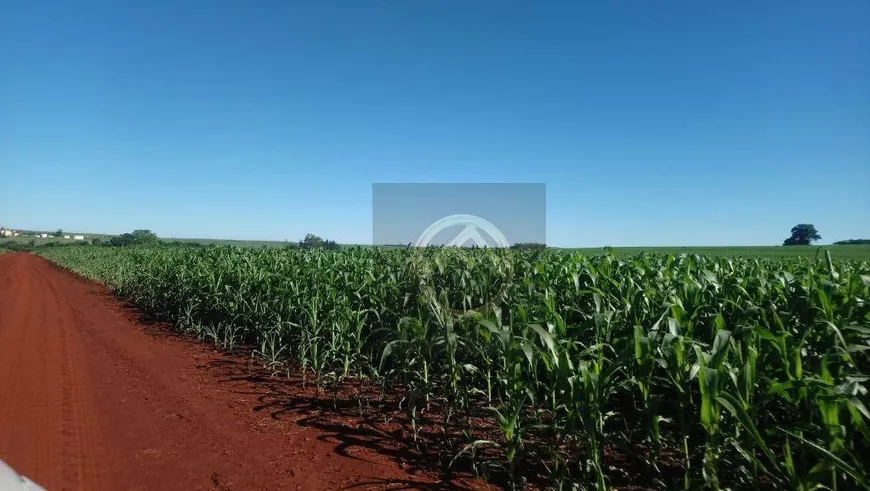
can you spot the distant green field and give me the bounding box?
[0,234,111,246]
[6,233,869,261]
[162,237,292,248]
[560,245,870,260]
[165,240,870,260]
[1,235,282,249]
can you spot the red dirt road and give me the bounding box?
[0,253,465,491]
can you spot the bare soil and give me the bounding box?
[0,253,492,490]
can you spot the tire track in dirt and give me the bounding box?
[0,253,479,490]
[0,258,41,481]
[0,263,27,433]
[0,258,109,490]
[31,262,106,489]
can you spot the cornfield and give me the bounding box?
[40,245,870,490]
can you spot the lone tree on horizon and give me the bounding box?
[783,224,821,246]
[109,229,160,247]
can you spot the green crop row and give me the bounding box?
[39,245,870,490]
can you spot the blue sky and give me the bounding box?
[1,1,868,246]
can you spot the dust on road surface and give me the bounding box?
[0,253,458,491]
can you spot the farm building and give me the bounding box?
[63,235,70,239]
[73,235,85,241]
[0,227,13,237]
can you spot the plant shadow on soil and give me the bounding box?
[197,354,679,491]
[198,356,506,490]
[93,298,503,489]
[72,274,673,491]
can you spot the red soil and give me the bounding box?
[0,253,488,490]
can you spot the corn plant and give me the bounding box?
[39,245,870,490]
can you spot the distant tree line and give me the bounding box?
[833,239,870,245]
[285,233,340,250]
[102,230,341,250]
[109,229,161,247]
[510,242,547,250]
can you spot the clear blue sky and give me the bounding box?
[1,1,868,246]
